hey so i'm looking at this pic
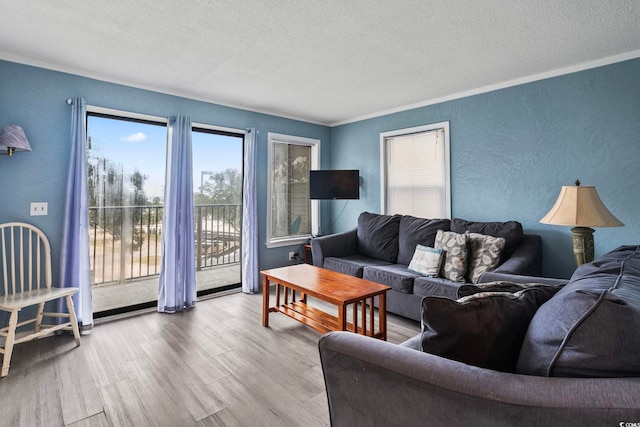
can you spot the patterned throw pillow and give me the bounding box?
[466,232,506,283]
[434,230,469,283]
[408,245,444,277]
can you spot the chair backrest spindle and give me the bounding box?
[19,226,25,293]
[10,227,17,293]
[1,227,7,295]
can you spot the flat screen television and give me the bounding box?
[309,170,360,200]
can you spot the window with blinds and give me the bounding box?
[381,122,451,218]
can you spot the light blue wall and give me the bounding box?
[0,60,331,276]
[330,58,640,279]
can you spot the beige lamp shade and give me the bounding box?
[540,184,623,228]
[541,182,623,266]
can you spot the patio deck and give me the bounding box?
[92,263,240,313]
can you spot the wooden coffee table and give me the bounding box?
[261,264,391,340]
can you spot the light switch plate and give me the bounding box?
[30,202,48,216]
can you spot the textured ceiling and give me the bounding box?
[2,1,640,125]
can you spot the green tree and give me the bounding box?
[195,168,242,229]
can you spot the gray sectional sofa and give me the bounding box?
[319,245,640,426]
[311,212,542,321]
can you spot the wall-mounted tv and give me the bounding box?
[310,169,360,200]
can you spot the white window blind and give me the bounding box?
[382,123,450,218]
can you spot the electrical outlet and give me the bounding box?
[288,251,297,261]
[30,202,48,216]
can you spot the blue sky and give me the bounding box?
[87,116,242,201]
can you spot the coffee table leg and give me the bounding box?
[338,304,347,331]
[262,275,270,327]
[379,293,387,341]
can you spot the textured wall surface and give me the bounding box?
[330,58,640,278]
[0,60,330,275]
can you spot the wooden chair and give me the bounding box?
[0,222,81,377]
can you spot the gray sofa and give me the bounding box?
[311,212,542,321]
[319,245,640,426]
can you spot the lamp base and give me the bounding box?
[571,226,594,266]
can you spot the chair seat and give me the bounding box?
[0,287,79,310]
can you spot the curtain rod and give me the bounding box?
[66,99,254,134]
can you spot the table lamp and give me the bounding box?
[540,180,623,266]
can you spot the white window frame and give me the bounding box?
[86,105,168,124]
[266,132,320,248]
[380,121,451,218]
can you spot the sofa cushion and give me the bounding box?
[450,218,523,261]
[407,245,444,277]
[420,283,561,372]
[357,212,401,263]
[397,216,451,265]
[363,264,419,294]
[466,233,506,283]
[323,255,392,278]
[434,230,469,283]
[516,245,640,378]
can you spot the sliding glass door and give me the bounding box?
[192,127,243,294]
[86,113,243,315]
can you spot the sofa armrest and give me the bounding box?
[310,228,358,267]
[319,331,640,427]
[494,234,542,276]
[478,271,568,286]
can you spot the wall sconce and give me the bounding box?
[540,180,623,266]
[0,125,32,157]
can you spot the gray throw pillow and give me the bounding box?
[420,283,561,372]
[466,232,506,283]
[434,230,468,283]
[408,244,444,277]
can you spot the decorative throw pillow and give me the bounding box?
[408,245,444,277]
[457,281,550,298]
[466,233,506,283]
[420,284,561,372]
[434,230,469,283]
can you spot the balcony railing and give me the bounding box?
[89,204,241,286]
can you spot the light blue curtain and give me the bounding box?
[60,96,92,330]
[242,128,260,293]
[158,116,196,312]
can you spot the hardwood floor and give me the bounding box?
[0,291,419,427]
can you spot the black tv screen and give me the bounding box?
[309,170,360,200]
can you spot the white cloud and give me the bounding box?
[122,132,147,142]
